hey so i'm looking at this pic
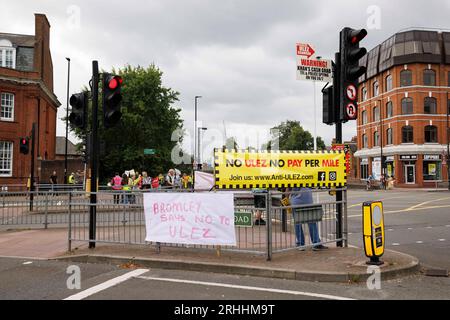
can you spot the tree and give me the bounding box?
[264,120,326,151]
[70,64,183,181]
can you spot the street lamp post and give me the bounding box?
[193,96,202,189]
[198,127,207,169]
[447,92,449,190]
[378,99,384,187]
[64,57,71,185]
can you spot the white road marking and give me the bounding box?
[407,228,413,230]
[63,268,149,300]
[392,243,400,246]
[438,239,446,242]
[387,229,394,232]
[136,276,355,300]
[416,241,423,244]
[22,261,33,265]
[426,226,432,229]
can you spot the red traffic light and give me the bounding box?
[21,138,26,145]
[107,76,122,90]
[349,29,367,44]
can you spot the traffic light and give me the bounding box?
[322,85,334,125]
[339,27,367,122]
[69,92,88,129]
[82,135,90,164]
[19,137,29,154]
[103,73,123,128]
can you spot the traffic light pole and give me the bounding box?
[333,52,343,247]
[89,61,99,249]
[29,123,36,212]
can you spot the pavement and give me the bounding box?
[0,227,419,283]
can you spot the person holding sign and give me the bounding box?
[290,187,328,251]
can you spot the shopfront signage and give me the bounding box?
[399,155,417,161]
[423,155,440,161]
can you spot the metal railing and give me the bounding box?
[0,188,348,260]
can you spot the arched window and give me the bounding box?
[0,39,16,68]
[385,75,393,91]
[386,128,393,145]
[423,69,436,86]
[362,134,368,148]
[400,70,412,87]
[386,101,393,118]
[424,125,437,143]
[401,97,413,114]
[424,97,437,114]
[402,126,414,143]
[362,87,367,101]
[361,110,367,124]
[373,131,379,147]
[373,81,379,97]
[373,106,380,121]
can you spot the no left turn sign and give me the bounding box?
[346,103,356,119]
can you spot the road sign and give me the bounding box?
[144,148,156,155]
[296,43,315,58]
[346,84,356,101]
[345,103,356,119]
[296,58,332,82]
[234,211,252,227]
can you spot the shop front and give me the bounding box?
[385,156,395,179]
[422,154,442,185]
[399,155,417,185]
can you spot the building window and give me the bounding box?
[360,162,369,179]
[362,87,367,101]
[373,106,380,121]
[0,141,13,176]
[0,93,14,121]
[402,126,413,143]
[423,69,436,86]
[400,70,412,87]
[423,161,441,181]
[385,75,393,91]
[373,81,379,97]
[424,125,437,143]
[361,110,367,125]
[401,97,413,114]
[386,101,393,118]
[387,128,393,145]
[374,131,379,147]
[424,97,437,114]
[0,39,16,68]
[362,134,368,148]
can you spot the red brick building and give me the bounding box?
[0,14,60,186]
[354,30,450,187]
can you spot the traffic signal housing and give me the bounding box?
[322,85,334,125]
[19,137,29,154]
[69,92,88,129]
[103,73,123,128]
[339,28,367,122]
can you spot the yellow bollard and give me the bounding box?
[362,201,385,265]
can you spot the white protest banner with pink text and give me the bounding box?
[143,193,236,246]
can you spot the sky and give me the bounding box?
[1,0,450,164]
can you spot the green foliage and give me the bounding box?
[264,120,326,151]
[70,64,183,181]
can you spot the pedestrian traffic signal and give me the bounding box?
[103,73,123,128]
[69,92,88,129]
[339,27,367,122]
[19,137,29,154]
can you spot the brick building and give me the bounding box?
[0,14,60,186]
[354,29,450,187]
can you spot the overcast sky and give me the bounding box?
[2,0,450,163]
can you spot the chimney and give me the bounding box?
[33,14,52,90]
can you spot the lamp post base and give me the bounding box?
[366,256,384,266]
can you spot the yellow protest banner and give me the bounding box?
[214,149,346,189]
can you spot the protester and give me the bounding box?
[165,169,175,188]
[141,171,152,189]
[290,187,328,251]
[182,173,189,189]
[121,173,130,204]
[252,188,267,225]
[68,172,75,185]
[151,176,160,189]
[111,172,123,204]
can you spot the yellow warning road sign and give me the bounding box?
[214,149,346,189]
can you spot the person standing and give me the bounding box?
[290,187,328,251]
[49,171,57,196]
[121,173,130,204]
[111,172,123,204]
[165,169,175,188]
[252,188,267,225]
[141,171,152,190]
